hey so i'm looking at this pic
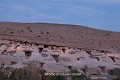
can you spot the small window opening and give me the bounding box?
[11,61,16,65]
[24,50,32,58]
[39,48,43,53]
[44,45,49,48]
[62,48,66,53]
[77,58,80,61]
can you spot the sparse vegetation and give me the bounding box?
[47,32,50,34]
[60,36,63,38]
[0,68,46,80]
[108,68,120,80]
[27,27,30,30]
[46,75,65,80]
[108,68,120,76]
[91,42,94,45]
[29,30,33,32]
[21,30,24,32]
[10,31,14,34]
[40,31,43,34]
[37,35,41,37]
[0,70,8,80]
[113,77,120,80]
[103,33,110,36]
[27,27,33,32]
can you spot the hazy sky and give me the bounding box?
[0,0,120,32]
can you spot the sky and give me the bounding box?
[0,0,120,32]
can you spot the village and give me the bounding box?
[0,39,120,80]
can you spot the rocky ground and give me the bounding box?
[0,22,120,52]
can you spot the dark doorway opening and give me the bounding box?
[24,50,32,58]
[39,48,43,53]
[62,48,66,53]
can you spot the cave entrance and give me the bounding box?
[62,48,66,53]
[24,50,32,58]
[39,48,43,53]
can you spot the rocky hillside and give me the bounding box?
[0,22,120,51]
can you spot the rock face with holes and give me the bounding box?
[0,39,120,80]
[0,22,120,52]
